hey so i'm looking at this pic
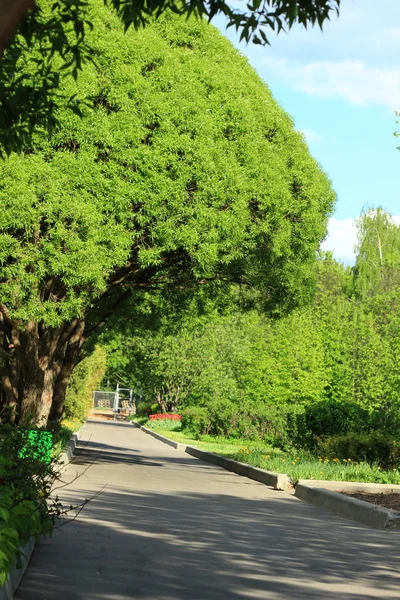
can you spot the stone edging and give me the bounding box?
[132,422,289,491]
[59,429,82,466]
[0,427,83,600]
[295,480,400,529]
[0,538,35,600]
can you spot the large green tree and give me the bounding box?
[0,0,341,154]
[0,6,335,425]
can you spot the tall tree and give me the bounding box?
[353,208,400,413]
[0,7,335,425]
[353,207,400,298]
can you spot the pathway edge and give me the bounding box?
[295,481,400,529]
[132,422,289,491]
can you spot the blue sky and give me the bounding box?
[214,0,400,263]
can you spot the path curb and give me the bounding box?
[139,425,186,450]
[133,423,289,491]
[0,427,82,600]
[295,481,400,529]
[59,428,83,466]
[0,538,35,600]
[185,445,289,490]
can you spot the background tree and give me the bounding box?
[354,208,400,298]
[0,6,335,425]
[63,344,107,422]
[101,210,400,444]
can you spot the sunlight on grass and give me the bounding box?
[137,420,400,485]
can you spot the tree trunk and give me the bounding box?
[0,0,34,54]
[48,320,85,422]
[37,367,59,427]
[0,310,85,426]
[0,319,44,425]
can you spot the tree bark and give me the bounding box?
[48,320,85,422]
[0,0,34,54]
[0,309,85,425]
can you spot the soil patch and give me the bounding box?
[341,491,400,512]
[89,411,128,421]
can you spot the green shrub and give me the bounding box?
[180,401,294,446]
[0,486,42,586]
[0,425,63,585]
[181,407,211,437]
[18,430,53,464]
[209,400,294,446]
[136,402,153,417]
[318,432,400,470]
[64,345,107,422]
[293,401,370,448]
[47,421,77,456]
[369,407,400,438]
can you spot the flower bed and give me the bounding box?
[149,414,181,421]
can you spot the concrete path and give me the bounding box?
[16,420,400,599]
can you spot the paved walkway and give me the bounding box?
[16,420,400,599]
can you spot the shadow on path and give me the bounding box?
[15,422,400,600]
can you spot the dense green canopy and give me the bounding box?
[1,7,335,322]
[0,0,341,153]
[0,6,335,423]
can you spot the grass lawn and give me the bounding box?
[153,429,249,457]
[135,419,400,485]
[230,446,400,485]
[130,418,252,456]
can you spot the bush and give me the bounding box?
[0,425,62,585]
[318,432,400,470]
[136,402,153,417]
[293,401,370,448]
[369,407,400,438]
[64,345,107,422]
[146,418,182,432]
[180,401,294,446]
[47,421,79,456]
[180,407,211,437]
[18,430,53,464]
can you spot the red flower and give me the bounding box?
[149,414,181,420]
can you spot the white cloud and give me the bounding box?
[261,56,400,111]
[321,215,400,264]
[298,128,323,144]
[321,218,357,264]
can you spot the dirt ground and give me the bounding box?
[88,411,129,421]
[341,491,400,512]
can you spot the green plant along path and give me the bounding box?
[0,424,74,586]
[140,424,400,485]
